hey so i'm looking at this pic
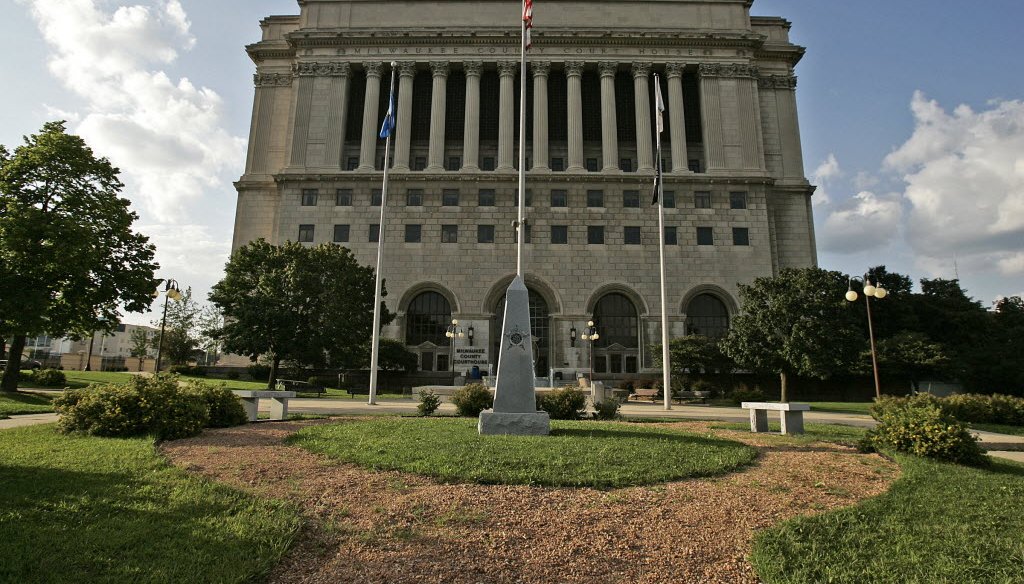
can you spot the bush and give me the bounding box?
[729,387,767,406]
[182,380,247,428]
[31,368,66,387]
[226,371,241,380]
[592,397,621,420]
[450,383,493,417]
[539,386,588,420]
[861,395,987,466]
[691,379,718,398]
[247,364,271,381]
[943,393,1024,426]
[417,390,441,416]
[54,375,209,440]
[168,365,207,377]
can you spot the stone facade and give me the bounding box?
[234,0,817,381]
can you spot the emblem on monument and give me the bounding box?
[505,325,530,351]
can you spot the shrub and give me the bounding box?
[592,397,621,420]
[182,380,247,428]
[691,379,718,398]
[861,395,987,466]
[417,390,441,416]
[168,365,207,377]
[226,371,241,380]
[247,363,271,381]
[539,386,588,420]
[729,387,766,406]
[54,375,208,440]
[31,368,66,387]
[944,393,1024,426]
[450,383,493,417]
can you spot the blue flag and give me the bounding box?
[379,83,396,139]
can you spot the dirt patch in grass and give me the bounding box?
[160,419,899,584]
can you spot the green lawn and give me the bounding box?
[288,417,757,488]
[969,422,1024,437]
[709,421,869,447]
[751,453,1024,583]
[60,370,136,388]
[0,424,301,584]
[803,401,874,415]
[0,392,55,417]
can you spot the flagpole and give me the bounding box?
[653,73,671,411]
[516,0,528,277]
[368,62,397,406]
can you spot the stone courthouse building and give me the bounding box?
[232,0,817,381]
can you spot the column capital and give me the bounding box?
[758,74,798,90]
[464,61,483,77]
[565,61,585,77]
[598,61,617,77]
[666,62,687,78]
[631,62,651,78]
[497,60,518,77]
[531,60,551,77]
[363,62,383,77]
[254,72,293,87]
[397,61,417,77]
[699,63,759,79]
[292,61,349,77]
[429,61,450,77]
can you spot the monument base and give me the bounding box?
[478,410,551,436]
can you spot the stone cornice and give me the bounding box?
[758,74,797,90]
[699,63,758,79]
[254,72,294,87]
[268,170,778,187]
[292,61,350,77]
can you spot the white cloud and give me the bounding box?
[818,191,903,253]
[810,153,840,206]
[996,253,1024,276]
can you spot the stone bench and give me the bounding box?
[741,401,811,435]
[233,390,297,422]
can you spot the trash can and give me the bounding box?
[470,365,481,379]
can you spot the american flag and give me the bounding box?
[523,0,534,49]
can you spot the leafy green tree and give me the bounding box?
[372,338,418,372]
[128,327,151,371]
[871,332,950,391]
[209,240,392,389]
[652,335,734,375]
[151,287,203,367]
[0,122,157,391]
[720,267,862,402]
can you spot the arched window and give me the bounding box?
[405,292,452,346]
[686,293,729,339]
[593,293,639,349]
[493,288,550,376]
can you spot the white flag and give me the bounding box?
[654,76,665,135]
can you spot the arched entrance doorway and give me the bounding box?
[492,288,550,378]
[405,291,453,371]
[592,292,640,375]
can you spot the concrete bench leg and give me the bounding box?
[240,398,259,422]
[269,397,289,421]
[749,409,769,432]
[781,411,804,435]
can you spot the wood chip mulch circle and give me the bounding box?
[160,418,898,584]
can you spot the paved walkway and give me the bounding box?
[3,397,1023,462]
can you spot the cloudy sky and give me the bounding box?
[2,0,1023,325]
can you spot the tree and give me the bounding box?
[720,267,862,402]
[209,240,392,389]
[372,338,418,372]
[151,287,203,367]
[652,335,734,375]
[871,332,950,391]
[0,122,157,392]
[129,328,150,370]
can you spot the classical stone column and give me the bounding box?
[698,63,764,172]
[426,61,449,171]
[565,61,585,171]
[698,64,726,170]
[531,61,550,171]
[497,61,517,172]
[289,63,316,167]
[357,62,383,170]
[248,72,292,174]
[598,61,619,172]
[666,62,688,173]
[759,74,804,178]
[461,61,482,171]
[392,61,416,171]
[632,62,653,172]
[324,62,350,169]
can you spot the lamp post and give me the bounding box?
[580,320,599,386]
[155,279,182,374]
[845,274,888,399]
[445,319,464,386]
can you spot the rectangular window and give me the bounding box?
[477,224,495,243]
[441,224,458,243]
[619,158,633,172]
[624,226,641,245]
[688,159,702,173]
[662,190,676,209]
[585,158,599,172]
[298,224,314,242]
[550,189,567,207]
[420,351,434,371]
[333,224,349,243]
[482,157,496,171]
[335,189,352,206]
[371,189,383,206]
[436,353,449,372]
[551,225,568,244]
[442,189,459,207]
[697,226,714,246]
[478,189,496,206]
[405,224,422,243]
[623,190,640,208]
[588,226,605,244]
[412,156,426,171]
[301,189,318,206]
[694,191,711,209]
[664,226,677,245]
[550,157,565,171]
[594,355,607,373]
[733,227,750,246]
[625,355,638,373]
[587,190,604,208]
[730,191,748,209]
[610,354,623,374]
[406,189,424,206]
[346,157,359,171]
[369,224,380,243]
[447,156,461,171]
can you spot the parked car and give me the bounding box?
[0,358,43,370]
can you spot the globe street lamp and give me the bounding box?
[155,279,182,373]
[580,320,600,386]
[845,274,888,399]
[445,319,464,386]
